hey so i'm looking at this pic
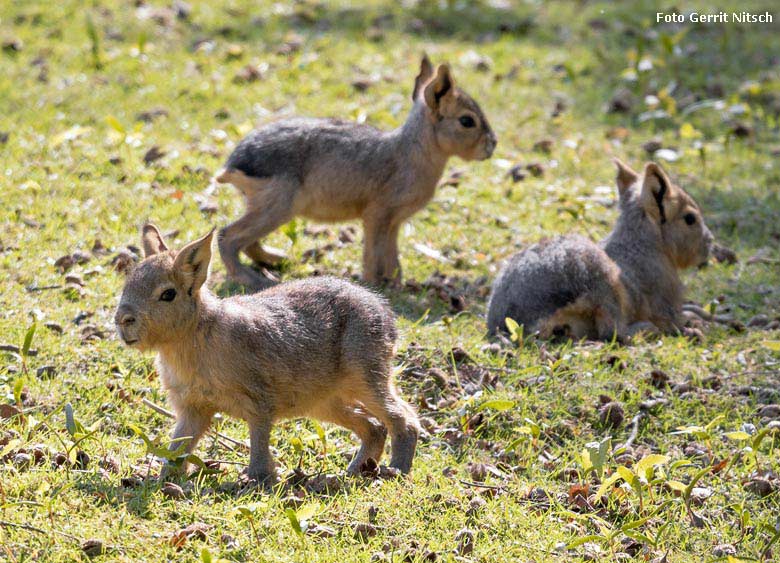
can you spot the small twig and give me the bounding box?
[208,459,248,467]
[457,479,506,491]
[0,519,81,542]
[615,412,646,452]
[140,398,248,451]
[25,284,63,292]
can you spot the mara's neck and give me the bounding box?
[156,289,223,366]
[602,215,683,312]
[393,102,448,175]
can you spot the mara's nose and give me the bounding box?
[486,131,497,153]
[115,306,136,326]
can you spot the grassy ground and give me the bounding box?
[2,0,780,561]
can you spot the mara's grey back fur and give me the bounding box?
[216,56,497,289]
[487,160,714,341]
[115,224,420,482]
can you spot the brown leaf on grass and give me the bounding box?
[533,139,554,153]
[233,64,265,84]
[143,145,166,165]
[54,254,75,273]
[605,127,630,141]
[276,34,303,55]
[306,523,337,538]
[304,473,344,494]
[507,164,526,182]
[454,528,475,556]
[2,38,23,53]
[468,462,488,482]
[353,522,378,541]
[80,324,106,342]
[744,478,777,497]
[13,452,33,469]
[608,88,634,113]
[642,139,663,154]
[111,249,139,273]
[757,404,780,419]
[711,243,738,264]
[81,539,106,558]
[648,369,670,388]
[526,162,545,177]
[438,170,464,188]
[730,122,753,138]
[598,401,625,429]
[135,107,169,123]
[352,77,376,92]
[747,314,770,328]
[712,544,737,557]
[0,404,23,420]
[161,481,186,499]
[197,198,218,215]
[169,522,211,549]
[568,483,590,506]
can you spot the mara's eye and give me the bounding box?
[684,213,697,226]
[160,288,177,302]
[458,115,476,128]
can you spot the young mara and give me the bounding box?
[115,224,420,482]
[216,55,496,289]
[487,160,713,341]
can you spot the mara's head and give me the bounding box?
[614,159,713,269]
[412,55,496,161]
[115,224,213,350]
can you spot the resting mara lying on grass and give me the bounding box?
[487,159,714,341]
[114,224,420,483]
[216,55,496,289]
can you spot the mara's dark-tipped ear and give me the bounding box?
[613,158,639,196]
[141,223,169,257]
[412,54,434,101]
[640,162,676,224]
[173,229,214,294]
[423,64,455,113]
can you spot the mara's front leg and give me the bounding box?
[162,407,214,477]
[381,221,403,286]
[246,417,277,485]
[362,210,402,286]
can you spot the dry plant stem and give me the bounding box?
[682,303,734,324]
[615,412,646,452]
[141,398,248,451]
[0,519,81,542]
[458,479,506,491]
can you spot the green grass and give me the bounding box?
[2,1,780,561]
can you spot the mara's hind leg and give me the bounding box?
[539,293,625,342]
[593,301,627,342]
[313,398,388,475]
[356,376,419,474]
[218,180,295,290]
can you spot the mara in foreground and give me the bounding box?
[115,224,420,483]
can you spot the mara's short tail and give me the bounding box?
[214,168,235,184]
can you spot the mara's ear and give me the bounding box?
[423,64,455,113]
[412,54,434,101]
[141,223,169,257]
[640,162,676,224]
[613,158,639,196]
[173,229,214,294]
